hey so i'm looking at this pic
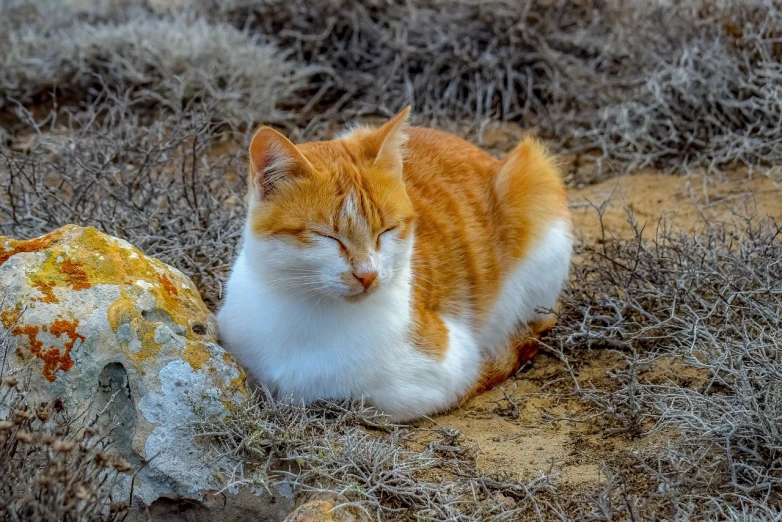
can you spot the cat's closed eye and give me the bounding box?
[272,228,308,242]
[315,232,347,251]
[376,226,398,248]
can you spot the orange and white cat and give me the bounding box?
[217,107,572,422]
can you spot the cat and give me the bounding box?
[217,107,572,422]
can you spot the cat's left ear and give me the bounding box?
[248,126,313,198]
[365,106,411,175]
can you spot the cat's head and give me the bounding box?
[244,107,415,302]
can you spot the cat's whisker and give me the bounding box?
[279,286,332,303]
[273,274,315,281]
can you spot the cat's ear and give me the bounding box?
[248,126,313,197]
[365,106,411,175]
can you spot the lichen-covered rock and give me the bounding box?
[0,225,249,506]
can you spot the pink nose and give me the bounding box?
[354,271,378,290]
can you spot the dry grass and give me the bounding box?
[194,387,565,520]
[1,0,781,520]
[203,0,782,174]
[546,212,782,519]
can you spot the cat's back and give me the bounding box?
[402,127,498,191]
[398,127,505,337]
[398,125,570,337]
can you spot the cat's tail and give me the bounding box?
[494,136,569,232]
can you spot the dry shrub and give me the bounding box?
[1,0,781,173]
[0,330,131,521]
[0,4,307,128]
[546,210,782,518]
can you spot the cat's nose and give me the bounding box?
[354,270,378,291]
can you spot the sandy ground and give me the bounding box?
[414,167,782,489]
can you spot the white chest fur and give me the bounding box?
[217,249,414,399]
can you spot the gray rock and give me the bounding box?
[0,225,249,507]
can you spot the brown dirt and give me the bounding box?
[418,167,782,489]
[571,168,782,242]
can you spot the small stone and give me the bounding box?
[284,499,367,522]
[284,501,336,522]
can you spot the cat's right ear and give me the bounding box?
[248,126,313,198]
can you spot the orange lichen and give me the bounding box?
[183,342,210,370]
[31,279,58,303]
[49,318,84,346]
[0,228,66,266]
[12,325,43,355]
[61,259,91,290]
[46,318,83,377]
[11,318,83,382]
[159,274,178,296]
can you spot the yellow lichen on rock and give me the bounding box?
[1,225,219,379]
[183,342,211,371]
[2,225,215,372]
[106,288,165,368]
